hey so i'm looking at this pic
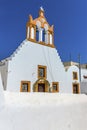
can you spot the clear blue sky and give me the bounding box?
[0,0,87,63]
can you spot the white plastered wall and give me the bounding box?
[65,65,80,93]
[7,40,68,93]
[0,62,8,90]
[0,72,4,106]
[81,69,87,81]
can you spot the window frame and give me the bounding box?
[73,72,78,80]
[38,65,47,79]
[20,81,31,92]
[52,82,59,93]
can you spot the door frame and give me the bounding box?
[38,83,45,92]
[33,78,50,92]
[72,83,80,94]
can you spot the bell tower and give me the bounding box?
[26,7,54,48]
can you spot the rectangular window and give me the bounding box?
[20,81,30,92]
[73,83,80,94]
[73,72,78,80]
[22,83,28,92]
[38,65,47,79]
[52,82,59,92]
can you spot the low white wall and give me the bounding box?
[0,92,87,130]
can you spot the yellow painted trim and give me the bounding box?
[52,82,59,93]
[73,72,78,80]
[72,83,80,94]
[26,24,36,41]
[34,83,49,92]
[26,9,55,48]
[33,78,50,92]
[38,65,47,79]
[27,38,55,48]
[20,81,31,92]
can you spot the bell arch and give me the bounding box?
[31,27,34,39]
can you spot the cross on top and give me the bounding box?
[40,6,44,12]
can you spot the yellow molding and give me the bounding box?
[20,81,31,92]
[38,65,47,79]
[26,9,55,46]
[72,83,80,94]
[73,72,78,80]
[52,82,59,93]
[26,24,55,47]
[27,38,55,48]
[33,78,50,92]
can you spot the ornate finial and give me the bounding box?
[40,6,44,12]
[39,6,45,17]
[29,15,33,22]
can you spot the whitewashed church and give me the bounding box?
[0,7,81,94]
